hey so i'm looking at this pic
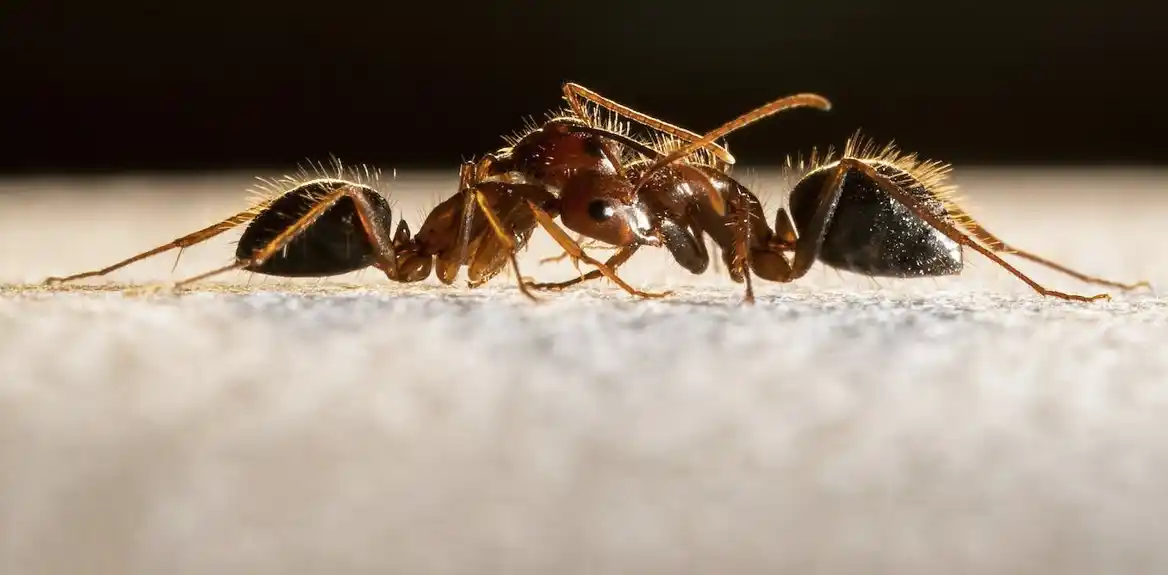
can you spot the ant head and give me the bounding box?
[559,170,660,248]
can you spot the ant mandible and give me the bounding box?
[524,96,1152,304]
[39,83,769,299]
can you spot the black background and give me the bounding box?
[3,0,1164,173]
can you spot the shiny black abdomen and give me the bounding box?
[787,161,963,278]
[237,179,394,277]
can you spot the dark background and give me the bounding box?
[2,1,1164,174]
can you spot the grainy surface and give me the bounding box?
[2,169,1168,575]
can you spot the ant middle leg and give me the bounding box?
[730,199,758,304]
[718,188,808,304]
[524,200,671,299]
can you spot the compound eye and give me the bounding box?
[587,198,614,222]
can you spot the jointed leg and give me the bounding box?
[741,162,850,290]
[469,185,537,301]
[43,207,262,285]
[539,234,619,267]
[837,159,1110,302]
[455,161,478,268]
[730,199,757,304]
[526,245,640,291]
[167,185,399,291]
[525,200,670,299]
[945,204,1150,291]
[538,231,586,267]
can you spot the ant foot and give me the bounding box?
[524,280,573,292]
[1044,290,1110,303]
[538,253,573,265]
[632,288,672,299]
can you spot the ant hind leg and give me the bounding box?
[166,184,400,292]
[947,205,1151,291]
[836,158,1110,303]
[43,208,263,286]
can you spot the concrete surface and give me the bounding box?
[1,168,1167,574]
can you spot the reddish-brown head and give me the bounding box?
[558,170,659,247]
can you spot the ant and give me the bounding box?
[523,97,1153,304]
[41,83,817,299]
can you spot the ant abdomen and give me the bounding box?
[238,179,396,278]
[787,160,964,278]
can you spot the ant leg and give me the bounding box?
[745,162,881,295]
[526,246,640,291]
[539,235,619,269]
[835,159,1110,302]
[730,199,757,304]
[524,200,671,299]
[43,207,264,285]
[732,186,832,292]
[468,184,539,301]
[562,82,737,169]
[945,205,1151,291]
[538,232,587,267]
[168,185,399,291]
[539,252,574,265]
[455,161,478,269]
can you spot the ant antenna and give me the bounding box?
[628,93,832,213]
[563,82,738,165]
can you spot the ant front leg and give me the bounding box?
[833,159,1111,303]
[465,182,546,301]
[539,232,591,266]
[526,245,640,291]
[524,200,671,299]
[528,216,708,293]
[539,235,621,270]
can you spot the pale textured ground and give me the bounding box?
[1,168,1167,575]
